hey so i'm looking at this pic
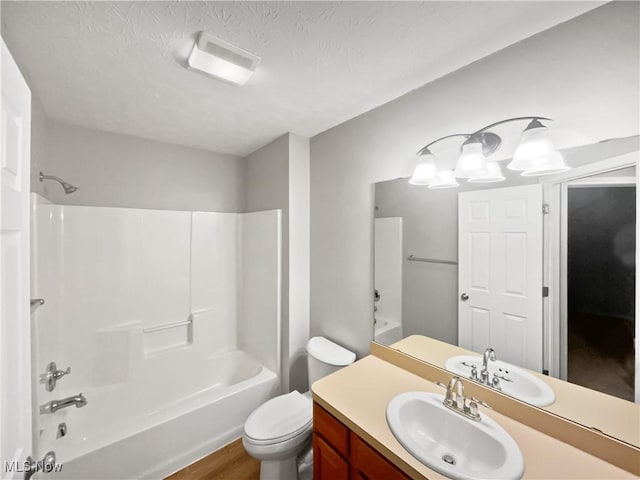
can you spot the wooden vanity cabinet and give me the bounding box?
[313,402,411,480]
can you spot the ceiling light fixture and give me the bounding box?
[410,116,567,189]
[188,31,260,86]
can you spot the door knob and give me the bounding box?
[460,293,469,301]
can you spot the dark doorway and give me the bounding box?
[567,185,635,401]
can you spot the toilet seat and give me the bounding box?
[244,391,312,446]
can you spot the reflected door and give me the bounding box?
[458,184,543,371]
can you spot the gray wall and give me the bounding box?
[288,134,311,393]
[310,2,640,357]
[35,118,246,212]
[30,95,49,198]
[375,181,459,344]
[244,133,311,393]
[245,134,291,391]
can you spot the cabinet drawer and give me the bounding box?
[350,433,411,480]
[313,403,349,457]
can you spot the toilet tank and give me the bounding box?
[306,337,356,386]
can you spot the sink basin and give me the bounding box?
[445,355,555,407]
[387,392,524,480]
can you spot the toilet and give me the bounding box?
[242,336,356,480]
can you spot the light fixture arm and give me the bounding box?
[416,116,553,156]
[417,133,470,155]
[470,116,552,137]
[409,115,566,188]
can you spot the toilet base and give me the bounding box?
[259,458,298,480]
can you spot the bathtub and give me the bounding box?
[374,317,403,345]
[46,350,278,479]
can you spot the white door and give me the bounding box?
[1,38,32,478]
[458,184,543,371]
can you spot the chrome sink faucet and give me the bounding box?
[40,393,87,414]
[481,347,496,382]
[443,376,481,421]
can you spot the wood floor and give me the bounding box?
[166,439,260,480]
[568,311,634,401]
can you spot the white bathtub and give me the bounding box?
[374,317,403,345]
[46,350,278,479]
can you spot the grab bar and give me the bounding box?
[142,318,192,334]
[407,254,457,266]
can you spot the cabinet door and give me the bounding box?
[313,433,349,480]
[350,433,410,480]
[313,402,349,456]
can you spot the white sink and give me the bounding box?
[445,355,555,407]
[387,392,524,480]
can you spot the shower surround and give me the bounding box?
[30,194,282,478]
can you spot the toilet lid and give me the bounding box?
[244,391,312,444]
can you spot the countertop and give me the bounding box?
[311,354,636,479]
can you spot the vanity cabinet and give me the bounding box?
[313,402,411,480]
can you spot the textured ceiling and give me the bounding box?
[1,1,603,156]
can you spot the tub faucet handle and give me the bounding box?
[55,366,71,379]
[40,362,71,392]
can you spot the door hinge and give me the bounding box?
[542,286,549,297]
[542,204,550,215]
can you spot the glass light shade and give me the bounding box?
[508,125,566,173]
[428,170,459,189]
[520,150,570,176]
[409,153,438,185]
[468,161,506,183]
[454,142,489,178]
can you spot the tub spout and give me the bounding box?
[40,393,87,414]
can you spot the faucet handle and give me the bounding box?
[54,366,71,380]
[492,373,501,389]
[40,362,71,392]
[466,398,480,418]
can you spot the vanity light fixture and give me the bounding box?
[408,148,438,185]
[187,31,260,86]
[410,116,568,188]
[509,119,570,175]
[428,170,460,189]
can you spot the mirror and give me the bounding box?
[373,136,640,447]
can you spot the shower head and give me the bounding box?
[61,182,78,194]
[39,172,78,195]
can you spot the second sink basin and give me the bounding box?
[386,392,524,480]
[445,355,556,407]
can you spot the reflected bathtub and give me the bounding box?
[374,317,403,346]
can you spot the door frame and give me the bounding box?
[542,151,639,402]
